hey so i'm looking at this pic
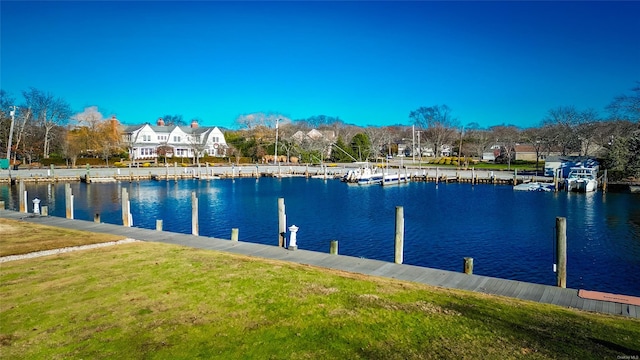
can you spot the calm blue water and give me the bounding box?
[2,178,639,297]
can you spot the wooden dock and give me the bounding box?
[0,209,636,319]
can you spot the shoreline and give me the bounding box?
[1,209,638,318]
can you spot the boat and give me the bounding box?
[381,172,410,186]
[342,166,383,185]
[565,167,598,192]
[357,168,384,185]
[513,182,554,192]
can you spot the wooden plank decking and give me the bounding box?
[1,209,638,319]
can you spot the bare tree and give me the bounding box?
[409,105,459,158]
[188,129,208,165]
[542,106,583,156]
[606,82,640,122]
[521,127,547,171]
[575,109,601,156]
[464,123,493,159]
[22,88,71,159]
[11,107,32,165]
[235,112,291,130]
[490,125,520,170]
[364,126,392,159]
[0,90,16,158]
[161,114,186,126]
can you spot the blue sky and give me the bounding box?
[1,1,639,129]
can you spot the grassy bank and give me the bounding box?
[1,220,638,359]
[0,218,124,257]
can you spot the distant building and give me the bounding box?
[514,144,538,162]
[439,145,452,157]
[544,156,599,178]
[122,118,227,161]
[482,144,501,162]
[291,129,336,158]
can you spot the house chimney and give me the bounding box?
[157,117,165,126]
[191,119,198,128]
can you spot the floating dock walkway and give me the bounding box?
[0,209,637,319]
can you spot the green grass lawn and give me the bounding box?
[0,218,124,256]
[1,221,638,359]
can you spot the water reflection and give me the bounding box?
[1,180,639,297]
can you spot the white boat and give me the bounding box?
[381,172,410,186]
[513,182,554,192]
[565,167,598,192]
[357,171,384,185]
[342,166,383,185]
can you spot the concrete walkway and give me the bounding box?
[1,209,637,319]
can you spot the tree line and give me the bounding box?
[226,84,639,180]
[2,83,639,180]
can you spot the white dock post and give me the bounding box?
[278,198,286,247]
[191,191,199,236]
[288,225,299,250]
[32,197,41,215]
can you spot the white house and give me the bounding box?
[122,118,227,161]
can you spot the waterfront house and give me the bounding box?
[122,118,227,162]
[544,156,599,177]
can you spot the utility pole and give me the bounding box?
[274,118,279,165]
[7,106,16,176]
[416,131,421,162]
[412,125,415,163]
[458,126,464,168]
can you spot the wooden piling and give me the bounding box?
[191,191,199,236]
[156,219,163,231]
[19,181,26,213]
[94,213,100,223]
[394,206,404,264]
[65,183,73,219]
[463,257,474,274]
[330,240,338,255]
[231,228,239,241]
[278,198,286,247]
[0,200,4,210]
[602,169,608,193]
[513,169,518,186]
[121,187,130,227]
[556,217,567,288]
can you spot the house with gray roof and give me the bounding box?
[122,118,227,162]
